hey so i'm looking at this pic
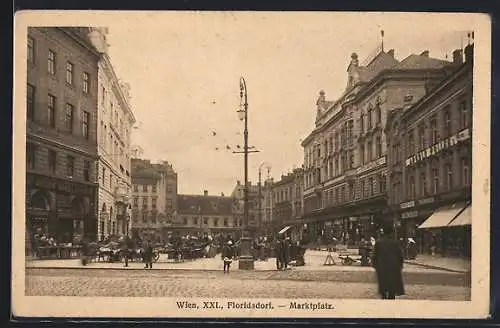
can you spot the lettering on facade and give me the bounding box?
[400,201,415,209]
[405,128,470,167]
[401,210,419,219]
[418,197,435,205]
[357,156,386,175]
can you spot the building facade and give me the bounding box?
[299,45,461,245]
[130,159,178,239]
[386,43,473,257]
[231,181,260,232]
[87,28,137,240]
[26,27,100,245]
[174,191,239,237]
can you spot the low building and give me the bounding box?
[385,43,473,257]
[174,191,239,237]
[26,27,100,244]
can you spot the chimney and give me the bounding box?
[420,50,429,57]
[387,49,395,58]
[452,49,463,64]
[464,44,474,64]
[203,190,208,196]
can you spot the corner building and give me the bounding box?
[299,46,462,245]
[26,27,100,244]
[87,28,137,240]
[385,44,473,257]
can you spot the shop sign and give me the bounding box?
[405,128,470,166]
[357,156,387,175]
[401,210,419,219]
[400,201,415,209]
[418,197,435,205]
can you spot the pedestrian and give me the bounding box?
[275,236,284,270]
[120,236,130,267]
[143,240,153,269]
[221,240,234,273]
[372,224,405,300]
[282,237,291,270]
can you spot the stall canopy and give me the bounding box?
[278,226,291,234]
[418,203,466,229]
[447,204,471,227]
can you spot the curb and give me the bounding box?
[403,261,469,274]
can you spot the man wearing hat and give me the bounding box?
[221,240,234,273]
[372,223,405,299]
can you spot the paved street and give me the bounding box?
[26,268,470,300]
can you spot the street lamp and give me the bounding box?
[233,76,260,270]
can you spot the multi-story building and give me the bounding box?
[26,27,100,245]
[174,191,239,236]
[231,181,260,232]
[385,43,473,257]
[299,45,461,245]
[87,28,136,240]
[130,159,178,239]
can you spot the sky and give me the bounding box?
[102,12,476,195]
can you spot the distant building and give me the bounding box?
[130,159,178,239]
[26,27,100,244]
[231,181,260,231]
[175,191,239,236]
[87,27,137,240]
[385,43,473,257]
[299,44,462,245]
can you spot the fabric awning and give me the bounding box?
[418,203,466,229]
[448,204,471,227]
[278,226,291,234]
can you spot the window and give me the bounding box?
[420,172,427,197]
[445,163,453,191]
[408,174,415,199]
[341,186,346,202]
[133,197,138,207]
[368,107,373,129]
[110,174,113,189]
[418,124,426,150]
[26,143,36,169]
[65,62,74,85]
[102,168,106,184]
[213,218,219,227]
[142,197,148,208]
[83,72,90,94]
[368,177,374,196]
[360,180,365,198]
[66,155,74,177]
[83,160,90,181]
[101,86,106,105]
[27,36,35,63]
[349,154,354,169]
[379,174,386,193]
[432,168,440,195]
[203,218,208,225]
[167,199,172,209]
[133,185,138,192]
[408,132,415,155]
[376,136,382,158]
[193,217,198,225]
[360,144,365,165]
[27,84,35,121]
[82,111,89,139]
[459,100,469,129]
[142,212,147,222]
[430,116,438,144]
[360,114,365,133]
[152,185,157,193]
[151,198,157,208]
[367,141,372,161]
[65,103,74,132]
[48,50,56,75]
[462,158,470,187]
[47,94,56,128]
[443,107,452,137]
[48,149,56,173]
[224,218,228,226]
[376,105,382,124]
[143,185,148,192]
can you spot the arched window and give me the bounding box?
[102,203,107,213]
[110,206,113,219]
[31,191,49,210]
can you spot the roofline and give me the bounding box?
[57,27,100,59]
[400,62,472,122]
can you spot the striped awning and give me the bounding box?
[418,203,466,229]
[448,204,471,227]
[278,226,291,234]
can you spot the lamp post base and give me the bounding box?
[238,236,254,270]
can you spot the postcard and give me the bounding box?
[12,11,491,319]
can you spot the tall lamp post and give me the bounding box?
[234,76,259,270]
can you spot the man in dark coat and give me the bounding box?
[372,224,405,299]
[143,240,154,269]
[221,240,234,273]
[275,237,284,270]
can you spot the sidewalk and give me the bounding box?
[26,251,463,273]
[404,254,471,273]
